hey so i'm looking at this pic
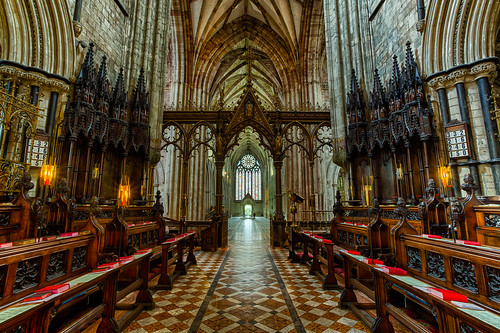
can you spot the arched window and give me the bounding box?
[235,154,261,200]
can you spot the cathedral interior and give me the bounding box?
[0,0,500,332]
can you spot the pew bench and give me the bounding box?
[289,231,341,290]
[340,235,500,333]
[113,251,154,331]
[156,231,197,290]
[0,268,117,333]
[0,191,33,242]
[0,232,98,307]
[334,222,369,253]
[0,249,154,333]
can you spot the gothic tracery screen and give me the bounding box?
[235,154,261,201]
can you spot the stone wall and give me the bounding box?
[324,0,500,196]
[71,0,171,148]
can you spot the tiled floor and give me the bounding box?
[124,217,369,333]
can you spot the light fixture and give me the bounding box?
[41,162,55,186]
[439,165,452,188]
[396,163,404,180]
[93,164,99,179]
[118,176,130,206]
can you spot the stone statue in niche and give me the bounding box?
[245,102,253,117]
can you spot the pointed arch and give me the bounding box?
[422,0,500,74]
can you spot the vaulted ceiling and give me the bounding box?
[168,0,327,110]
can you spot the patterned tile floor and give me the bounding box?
[123,217,369,333]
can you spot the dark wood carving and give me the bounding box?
[346,42,437,204]
[452,257,478,293]
[406,246,421,271]
[460,174,483,241]
[485,265,500,302]
[421,179,449,236]
[426,251,445,279]
[71,246,87,272]
[46,251,67,280]
[346,69,367,155]
[14,257,41,292]
[58,43,151,203]
[485,215,500,227]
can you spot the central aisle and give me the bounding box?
[125,218,368,333]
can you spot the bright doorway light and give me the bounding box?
[244,204,252,217]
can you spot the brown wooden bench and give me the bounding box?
[0,172,35,242]
[0,250,154,332]
[156,231,197,290]
[0,268,117,333]
[340,233,500,333]
[299,231,341,290]
[0,233,98,307]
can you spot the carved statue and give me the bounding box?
[55,178,70,197]
[245,102,253,117]
[449,197,464,241]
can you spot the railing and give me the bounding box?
[297,210,334,231]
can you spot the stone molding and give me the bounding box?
[0,65,70,92]
[427,59,499,90]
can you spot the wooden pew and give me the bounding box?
[112,251,154,331]
[371,234,500,333]
[172,217,218,252]
[0,250,154,333]
[474,205,500,247]
[299,231,341,290]
[156,231,197,290]
[331,197,422,260]
[418,179,449,236]
[339,197,500,333]
[338,198,419,327]
[0,172,34,242]
[0,268,117,333]
[0,233,98,307]
[71,192,167,257]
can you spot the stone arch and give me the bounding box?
[422,0,500,75]
[0,0,75,78]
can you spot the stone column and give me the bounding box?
[454,80,481,194]
[309,160,315,219]
[273,159,285,246]
[473,61,500,194]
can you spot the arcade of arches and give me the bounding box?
[1,0,500,332]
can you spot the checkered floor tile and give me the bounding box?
[100,218,369,333]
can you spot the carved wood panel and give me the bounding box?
[407,246,421,271]
[485,266,500,302]
[452,258,478,293]
[47,251,67,281]
[71,246,87,272]
[14,257,41,292]
[426,251,445,280]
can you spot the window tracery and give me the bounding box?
[235,154,261,201]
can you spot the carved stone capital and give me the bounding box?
[0,65,70,92]
[471,62,498,81]
[449,69,469,84]
[427,75,449,89]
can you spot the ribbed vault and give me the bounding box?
[168,0,328,110]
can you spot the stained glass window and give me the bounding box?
[235,154,261,200]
